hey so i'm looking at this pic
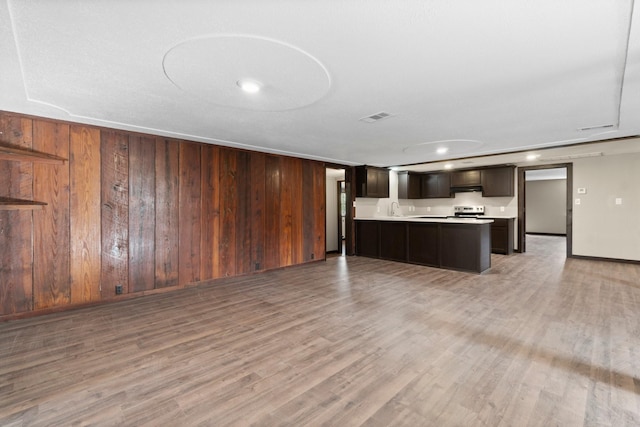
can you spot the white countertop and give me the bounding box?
[355,216,494,224]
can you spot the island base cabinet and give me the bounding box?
[355,220,491,273]
[355,220,380,258]
[380,222,407,262]
[440,223,491,273]
[407,223,439,267]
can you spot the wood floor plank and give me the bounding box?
[1,236,640,426]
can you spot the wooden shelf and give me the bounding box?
[0,143,67,165]
[0,197,47,211]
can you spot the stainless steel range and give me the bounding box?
[451,205,485,218]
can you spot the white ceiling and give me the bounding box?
[2,0,639,168]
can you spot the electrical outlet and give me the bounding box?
[615,198,622,205]
[427,206,431,212]
[575,198,581,205]
[115,284,123,295]
[500,206,505,212]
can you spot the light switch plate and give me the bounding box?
[615,198,622,205]
[575,198,581,205]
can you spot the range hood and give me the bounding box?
[450,185,483,193]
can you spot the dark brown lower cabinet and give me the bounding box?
[440,223,491,273]
[355,220,380,258]
[489,218,515,254]
[355,220,491,273]
[407,223,439,267]
[380,222,407,262]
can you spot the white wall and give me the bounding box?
[525,179,567,234]
[572,152,640,261]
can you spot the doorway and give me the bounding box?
[517,163,573,257]
[326,168,346,256]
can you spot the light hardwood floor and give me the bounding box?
[1,235,639,426]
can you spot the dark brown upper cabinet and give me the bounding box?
[421,172,452,198]
[397,171,422,199]
[481,166,515,197]
[355,166,389,198]
[451,169,481,187]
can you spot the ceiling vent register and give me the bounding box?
[360,111,393,123]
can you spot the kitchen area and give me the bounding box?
[353,165,518,273]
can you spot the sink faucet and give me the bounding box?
[391,201,401,217]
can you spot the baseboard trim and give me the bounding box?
[569,254,640,265]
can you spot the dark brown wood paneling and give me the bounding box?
[280,157,293,267]
[0,114,34,314]
[264,155,281,270]
[129,136,156,292]
[33,120,71,309]
[302,161,315,262]
[100,131,129,298]
[290,158,303,265]
[200,145,220,281]
[178,142,201,286]
[218,148,237,277]
[154,137,180,288]
[1,111,329,319]
[69,126,101,303]
[235,151,252,275]
[312,161,326,260]
[249,152,265,272]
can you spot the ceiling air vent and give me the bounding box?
[360,111,393,123]
[578,124,615,131]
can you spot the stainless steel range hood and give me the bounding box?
[450,185,483,193]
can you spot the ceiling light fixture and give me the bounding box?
[237,79,261,93]
[436,147,448,155]
[444,163,453,170]
[526,154,540,161]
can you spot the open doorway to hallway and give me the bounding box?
[326,168,346,257]
[518,163,573,257]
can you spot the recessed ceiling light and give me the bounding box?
[436,147,448,155]
[444,163,453,169]
[237,79,261,93]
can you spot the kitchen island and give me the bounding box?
[355,216,493,273]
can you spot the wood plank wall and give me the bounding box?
[0,111,326,317]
